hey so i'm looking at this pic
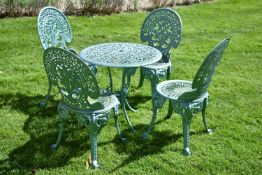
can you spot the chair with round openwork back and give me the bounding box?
[38,6,97,107]
[142,38,229,156]
[43,47,120,169]
[136,8,182,108]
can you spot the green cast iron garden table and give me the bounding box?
[80,42,162,140]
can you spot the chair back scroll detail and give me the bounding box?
[141,8,182,62]
[38,7,72,50]
[43,48,101,110]
[192,38,230,96]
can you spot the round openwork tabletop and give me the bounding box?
[80,42,162,68]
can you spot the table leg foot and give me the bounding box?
[50,144,58,150]
[120,134,127,143]
[141,132,149,140]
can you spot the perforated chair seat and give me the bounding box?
[62,95,119,114]
[157,80,193,100]
[156,80,209,101]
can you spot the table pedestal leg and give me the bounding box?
[121,68,136,132]
[125,99,137,112]
[107,67,113,91]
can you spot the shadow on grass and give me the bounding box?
[0,93,207,173]
[109,122,202,173]
[127,95,152,109]
[0,93,113,174]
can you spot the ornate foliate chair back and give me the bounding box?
[191,38,230,98]
[141,8,182,62]
[38,6,72,50]
[44,47,102,110]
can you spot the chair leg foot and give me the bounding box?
[50,144,58,150]
[40,94,51,108]
[39,101,47,108]
[141,132,149,140]
[207,128,213,135]
[183,148,191,156]
[86,156,99,169]
[120,134,127,143]
[91,160,99,169]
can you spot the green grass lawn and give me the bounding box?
[0,0,261,174]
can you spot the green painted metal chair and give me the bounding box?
[43,47,120,169]
[142,38,229,155]
[38,6,97,107]
[136,8,182,106]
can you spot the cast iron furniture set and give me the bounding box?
[38,6,229,169]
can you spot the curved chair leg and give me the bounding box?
[51,103,69,150]
[142,107,158,140]
[202,98,212,134]
[181,110,193,156]
[165,100,173,119]
[113,105,127,142]
[40,83,52,108]
[89,114,100,169]
[137,68,145,88]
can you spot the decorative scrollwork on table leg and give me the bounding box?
[138,68,145,88]
[113,104,126,142]
[120,68,135,132]
[107,67,113,92]
[126,67,137,86]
